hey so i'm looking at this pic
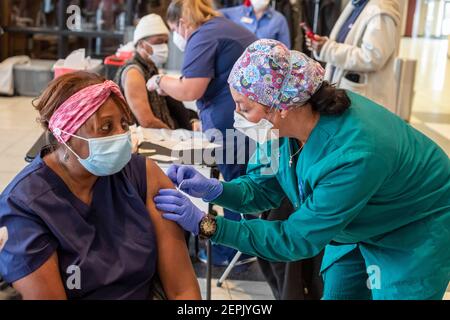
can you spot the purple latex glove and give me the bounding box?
[154,189,205,235]
[166,165,223,202]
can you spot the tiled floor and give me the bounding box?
[198,278,274,300]
[0,97,43,190]
[0,37,449,300]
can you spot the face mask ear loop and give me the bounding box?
[53,128,88,160]
[177,20,185,39]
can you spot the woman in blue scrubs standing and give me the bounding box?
[146,0,258,265]
[221,0,291,48]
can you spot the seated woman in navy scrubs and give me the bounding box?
[0,72,201,300]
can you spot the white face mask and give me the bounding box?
[233,111,279,144]
[148,43,169,66]
[251,0,271,11]
[173,31,187,52]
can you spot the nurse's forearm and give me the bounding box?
[212,180,284,215]
[211,216,323,262]
[159,76,209,102]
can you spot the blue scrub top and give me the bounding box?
[182,16,257,134]
[0,152,157,300]
[221,5,291,49]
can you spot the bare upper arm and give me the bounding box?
[12,252,67,300]
[146,159,185,240]
[123,68,155,124]
[145,159,201,300]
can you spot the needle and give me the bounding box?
[177,180,185,192]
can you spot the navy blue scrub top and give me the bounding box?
[182,16,258,134]
[0,151,157,300]
[221,5,291,48]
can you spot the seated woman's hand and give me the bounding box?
[154,189,205,235]
[166,165,223,201]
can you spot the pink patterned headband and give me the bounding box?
[48,80,126,143]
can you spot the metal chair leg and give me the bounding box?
[216,210,259,288]
[195,236,199,256]
[217,251,242,288]
[206,240,212,300]
[205,166,221,300]
[216,251,257,288]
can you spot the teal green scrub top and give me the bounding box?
[211,91,450,299]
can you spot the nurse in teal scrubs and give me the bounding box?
[154,39,450,300]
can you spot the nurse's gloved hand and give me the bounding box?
[154,189,205,235]
[166,165,223,202]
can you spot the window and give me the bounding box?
[442,0,450,35]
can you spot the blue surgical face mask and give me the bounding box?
[53,128,132,176]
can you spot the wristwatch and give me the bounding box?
[154,74,163,89]
[199,214,217,239]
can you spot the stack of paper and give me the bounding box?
[136,127,221,151]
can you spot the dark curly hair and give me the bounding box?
[308,81,351,115]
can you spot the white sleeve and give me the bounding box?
[318,15,398,72]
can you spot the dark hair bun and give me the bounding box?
[309,81,351,115]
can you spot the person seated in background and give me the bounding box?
[0,72,201,300]
[221,0,291,48]
[115,14,200,130]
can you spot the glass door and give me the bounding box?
[442,0,450,35]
